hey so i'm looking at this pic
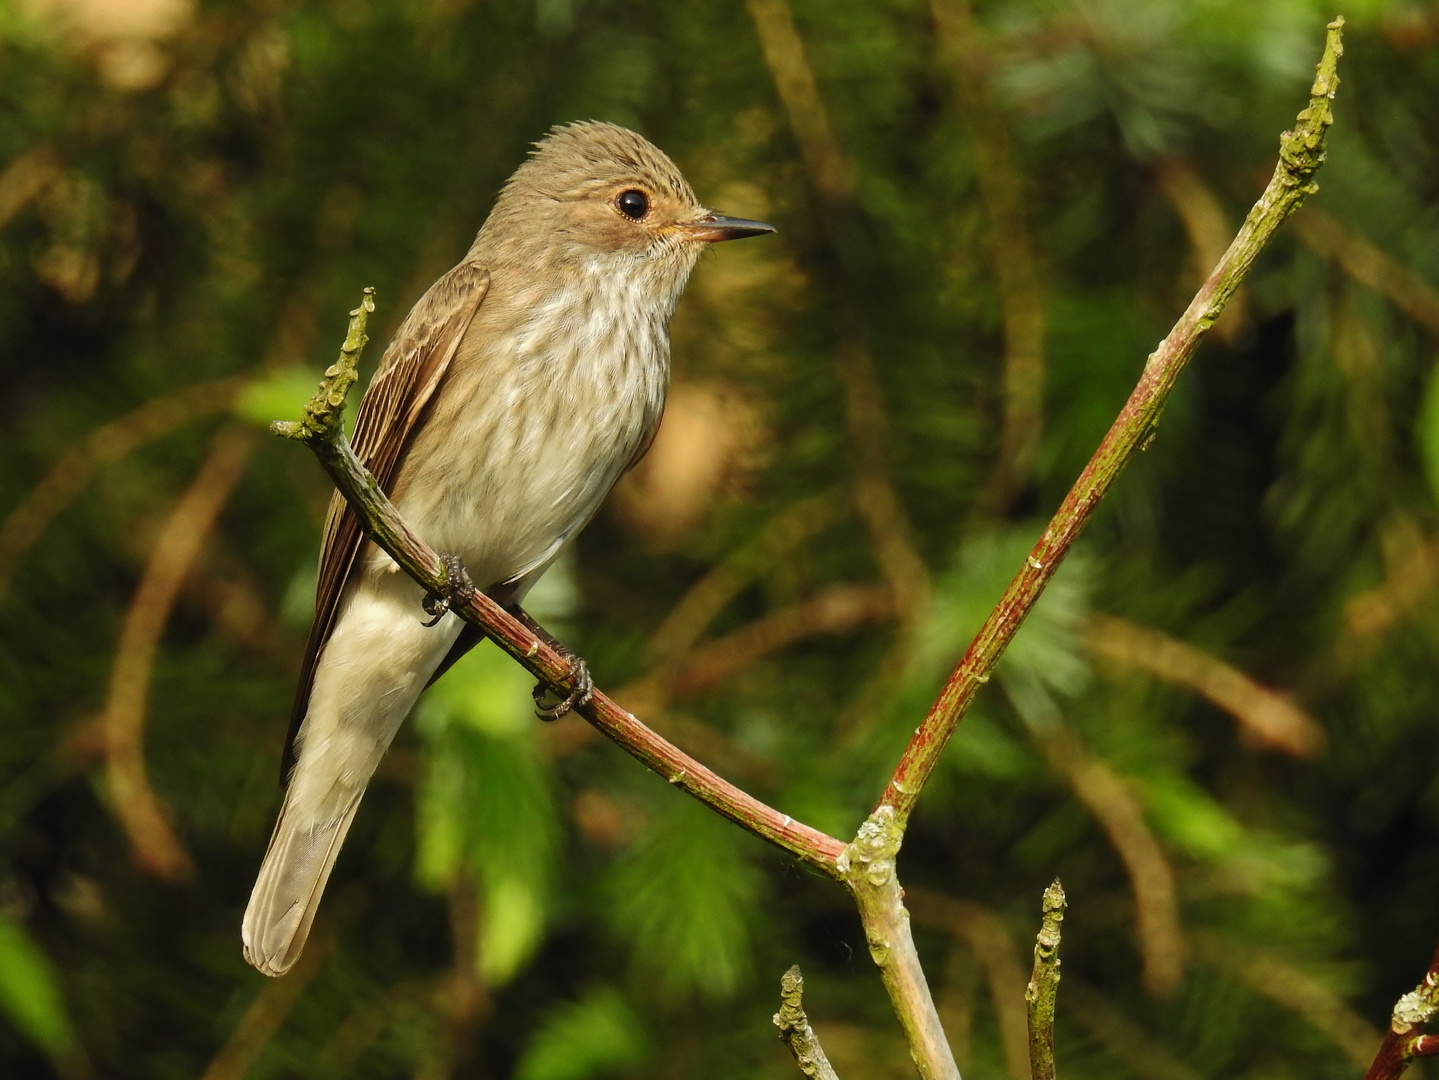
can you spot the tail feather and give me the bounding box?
[241,791,363,977]
[244,578,464,975]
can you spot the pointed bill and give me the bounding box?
[676,212,776,243]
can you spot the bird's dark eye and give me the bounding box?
[617,189,649,220]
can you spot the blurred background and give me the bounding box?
[2,0,1439,1076]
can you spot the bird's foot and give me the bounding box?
[500,601,595,721]
[421,553,472,627]
[532,650,594,721]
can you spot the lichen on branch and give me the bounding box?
[1026,880,1066,1080]
[272,287,374,445]
[774,966,840,1080]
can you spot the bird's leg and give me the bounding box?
[504,604,594,721]
[421,553,473,627]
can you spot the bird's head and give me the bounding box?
[479,121,773,287]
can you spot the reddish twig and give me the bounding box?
[878,18,1345,830]
[1363,944,1439,1080]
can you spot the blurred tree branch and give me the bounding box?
[1190,931,1380,1069]
[1031,723,1183,998]
[0,377,243,607]
[0,146,61,231]
[1088,614,1326,758]
[1294,207,1439,335]
[933,0,1048,513]
[1154,159,1249,346]
[640,582,891,705]
[642,491,845,667]
[747,0,937,769]
[101,424,255,882]
[746,0,933,640]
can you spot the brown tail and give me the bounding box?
[241,790,363,976]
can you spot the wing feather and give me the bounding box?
[280,261,491,779]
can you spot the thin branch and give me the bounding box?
[101,425,255,881]
[838,808,961,1080]
[0,377,244,607]
[774,966,841,1080]
[1154,159,1249,345]
[1026,880,1065,1080]
[1359,941,1439,1079]
[272,290,847,876]
[1087,614,1326,758]
[878,17,1345,830]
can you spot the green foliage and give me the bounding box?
[0,913,75,1059]
[415,642,559,984]
[515,987,651,1080]
[1416,364,1439,503]
[234,369,326,431]
[604,796,762,1001]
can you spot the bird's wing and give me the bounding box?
[280,261,491,780]
[624,409,665,474]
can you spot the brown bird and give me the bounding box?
[243,121,773,976]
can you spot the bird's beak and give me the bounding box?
[677,212,776,243]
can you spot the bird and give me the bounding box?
[242,121,774,976]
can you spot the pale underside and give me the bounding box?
[242,239,696,975]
